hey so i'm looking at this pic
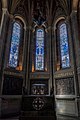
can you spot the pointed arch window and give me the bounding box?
[8,21,24,70]
[35,28,44,70]
[60,23,70,68]
[56,21,70,70]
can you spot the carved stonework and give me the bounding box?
[54,71,74,78]
[54,7,66,22]
[14,5,26,20]
[32,97,45,110]
[30,79,48,95]
[30,73,50,79]
[32,0,46,25]
[55,77,75,95]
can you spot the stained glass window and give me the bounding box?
[59,23,70,68]
[9,22,21,68]
[35,29,44,70]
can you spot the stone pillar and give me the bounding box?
[0,98,1,117]
[0,8,9,69]
[47,26,53,95]
[70,10,80,94]
[0,8,9,118]
[22,27,27,94]
[0,8,9,94]
[25,26,32,95]
[70,10,80,117]
[0,8,8,35]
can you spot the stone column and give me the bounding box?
[70,10,80,94]
[0,97,1,117]
[0,8,8,35]
[70,10,80,117]
[25,26,32,95]
[0,8,9,94]
[0,8,9,118]
[47,26,53,95]
[22,26,29,95]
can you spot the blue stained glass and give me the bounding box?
[36,29,44,70]
[60,23,70,68]
[36,48,39,54]
[9,22,21,68]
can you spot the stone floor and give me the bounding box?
[0,118,19,120]
[0,116,19,120]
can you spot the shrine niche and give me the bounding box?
[30,79,48,95]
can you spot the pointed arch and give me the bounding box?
[14,16,26,30]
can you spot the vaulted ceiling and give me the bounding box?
[0,0,79,25]
[1,0,79,12]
